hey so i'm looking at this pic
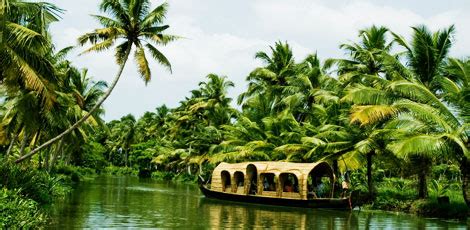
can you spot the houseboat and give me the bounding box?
[198,161,353,209]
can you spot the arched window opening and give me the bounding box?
[307,162,334,199]
[260,173,276,191]
[246,164,257,195]
[234,171,244,193]
[221,170,231,192]
[280,173,299,193]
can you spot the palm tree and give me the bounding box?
[191,74,236,126]
[16,0,178,163]
[344,69,467,200]
[238,41,296,114]
[326,25,393,86]
[338,25,456,199]
[0,0,62,106]
[391,25,455,89]
[324,25,394,197]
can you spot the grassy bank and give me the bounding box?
[0,161,73,228]
[357,177,469,219]
[151,171,197,183]
[102,166,138,176]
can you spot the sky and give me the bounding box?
[47,0,470,121]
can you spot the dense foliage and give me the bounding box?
[1,0,469,225]
[0,160,70,227]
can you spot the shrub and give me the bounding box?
[103,166,137,175]
[174,172,197,182]
[431,164,461,181]
[151,171,175,181]
[410,198,468,219]
[72,141,108,171]
[0,188,47,228]
[0,161,70,204]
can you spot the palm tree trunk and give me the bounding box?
[32,130,41,166]
[418,169,428,199]
[415,156,430,199]
[6,132,18,156]
[412,156,430,199]
[125,149,128,167]
[460,157,470,207]
[332,159,339,178]
[49,138,64,169]
[366,152,374,198]
[19,133,29,156]
[15,47,132,163]
[38,152,43,169]
[44,149,50,169]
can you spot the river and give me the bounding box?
[46,176,468,229]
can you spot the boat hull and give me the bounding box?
[199,184,352,210]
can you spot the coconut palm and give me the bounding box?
[344,73,467,200]
[281,53,342,124]
[325,25,393,87]
[316,26,395,197]
[16,0,178,163]
[238,41,296,113]
[0,0,62,106]
[391,25,455,89]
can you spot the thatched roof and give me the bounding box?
[213,161,333,178]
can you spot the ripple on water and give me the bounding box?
[46,176,469,229]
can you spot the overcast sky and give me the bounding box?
[47,0,470,121]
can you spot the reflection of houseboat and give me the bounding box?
[198,198,358,229]
[199,161,352,209]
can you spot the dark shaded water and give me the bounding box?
[47,176,468,229]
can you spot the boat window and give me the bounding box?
[308,176,331,198]
[260,173,276,191]
[234,171,244,187]
[308,163,334,198]
[247,164,257,195]
[280,173,299,193]
[221,171,231,192]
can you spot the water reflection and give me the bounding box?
[47,176,468,229]
[199,199,358,229]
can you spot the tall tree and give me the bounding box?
[0,0,62,106]
[16,0,178,163]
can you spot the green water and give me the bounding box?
[47,176,468,229]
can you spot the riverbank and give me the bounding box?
[352,178,469,219]
[0,161,74,228]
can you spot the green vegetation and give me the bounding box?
[0,160,70,228]
[0,189,46,229]
[1,0,469,226]
[0,0,175,227]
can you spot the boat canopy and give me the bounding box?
[210,161,335,200]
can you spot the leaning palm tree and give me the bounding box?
[16,0,178,163]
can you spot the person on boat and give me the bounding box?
[263,177,270,190]
[307,177,318,198]
[284,180,294,192]
[248,179,257,194]
[316,177,325,198]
